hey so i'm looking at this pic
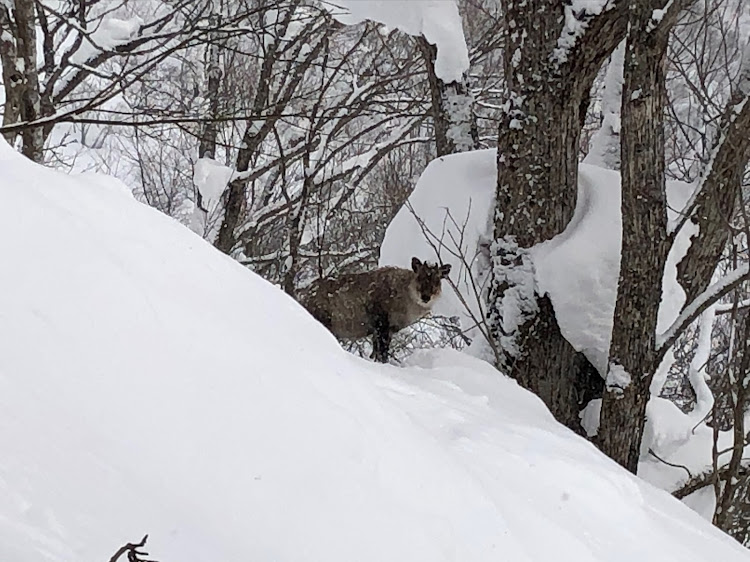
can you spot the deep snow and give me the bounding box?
[1,139,749,561]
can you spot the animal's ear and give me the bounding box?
[411,257,422,272]
[440,264,452,278]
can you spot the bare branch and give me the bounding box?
[108,535,158,562]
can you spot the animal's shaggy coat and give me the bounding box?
[301,258,451,362]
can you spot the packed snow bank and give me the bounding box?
[1,141,749,562]
[382,149,695,375]
[327,0,469,82]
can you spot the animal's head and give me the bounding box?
[411,257,451,304]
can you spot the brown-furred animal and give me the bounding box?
[300,257,451,362]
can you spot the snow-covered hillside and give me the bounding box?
[1,139,748,562]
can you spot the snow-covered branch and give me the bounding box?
[657,263,750,351]
[323,0,469,83]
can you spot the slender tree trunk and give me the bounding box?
[199,14,223,162]
[282,160,312,297]
[714,308,750,533]
[193,12,224,238]
[214,1,330,255]
[598,0,680,473]
[0,5,21,145]
[0,0,43,161]
[416,37,479,156]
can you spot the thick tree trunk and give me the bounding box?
[598,0,679,473]
[488,0,627,432]
[416,37,479,156]
[511,296,604,433]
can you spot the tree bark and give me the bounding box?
[198,14,223,162]
[511,296,604,434]
[494,1,627,246]
[416,37,479,156]
[0,0,44,161]
[0,4,21,144]
[598,0,681,473]
[714,311,750,532]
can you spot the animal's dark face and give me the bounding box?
[411,257,451,304]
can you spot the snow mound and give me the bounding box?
[382,149,695,375]
[530,164,622,373]
[1,140,748,561]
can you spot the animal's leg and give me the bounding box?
[370,312,391,363]
[314,309,333,333]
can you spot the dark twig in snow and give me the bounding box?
[108,535,158,562]
[648,448,693,480]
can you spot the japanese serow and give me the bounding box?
[301,257,451,362]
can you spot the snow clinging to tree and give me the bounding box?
[327,0,469,83]
[551,0,615,65]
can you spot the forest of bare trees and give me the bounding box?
[3,0,750,547]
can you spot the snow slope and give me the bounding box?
[1,139,748,561]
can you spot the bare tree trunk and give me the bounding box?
[0,5,21,145]
[0,0,43,161]
[193,12,224,237]
[282,161,312,297]
[714,311,749,531]
[416,37,479,156]
[509,295,604,433]
[598,0,681,473]
[199,14,223,162]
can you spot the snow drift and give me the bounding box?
[0,139,748,561]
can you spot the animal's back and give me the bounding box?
[302,267,414,339]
